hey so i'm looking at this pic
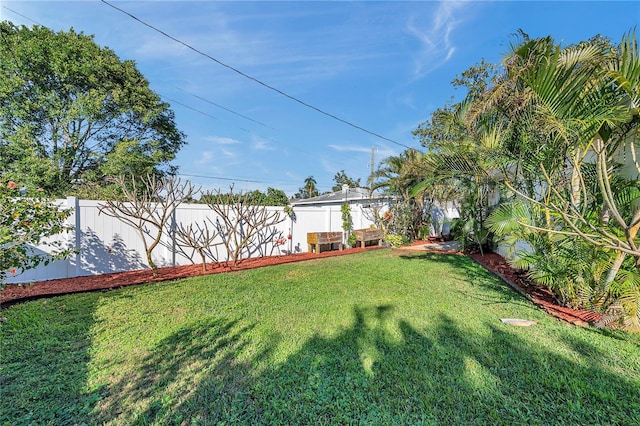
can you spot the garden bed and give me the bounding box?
[0,245,605,329]
[1,247,379,305]
[469,252,603,327]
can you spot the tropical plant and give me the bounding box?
[346,232,358,248]
[383,234,405,247]
[341,202,353,242]
[413,103,500,254]
[385,199,424,241]
[173,221,222,273]
[373,149,426,200]
[0,180,72,284]
[477,30,640,328]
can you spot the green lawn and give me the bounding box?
[2,249,639,425]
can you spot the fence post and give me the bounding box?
[66,196,81,278]
[171,208,177,267]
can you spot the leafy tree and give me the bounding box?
[413,105,466,152]
[413,60,496,153]
[0,23,185,197]
[200,187,289,206]
[204,186,286,265]
[1,180,72,284]
[450,58,497,100]
[332,170,361,191]
[264,187,290,206]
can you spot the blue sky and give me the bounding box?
[2,1,638,196]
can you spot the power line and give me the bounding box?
[178,173,336,193]
[100,0,415,150]
[3,4,386,193]
[179,173,264,184]
[176,87,270,129]
[161,96,218,120]
[2,5,43,26]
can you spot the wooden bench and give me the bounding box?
[307,232,343,253]
[354,228,383,248]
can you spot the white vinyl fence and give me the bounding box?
[6,198,380,284]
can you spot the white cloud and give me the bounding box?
[205,135,241,145]
[329,144,372,153]
[220,148,238,159]
[196,150,214,165]
[406,1,468,78]
[251,136,275,151]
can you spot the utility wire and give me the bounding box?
[176,87,270,129]
[179,173,264,184]
[179,173,336,192]
[3,3,380,194]
[2,5,43,26]
[161,96,218,120]
[101,0,414,150]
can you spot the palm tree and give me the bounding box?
[477,30,640,327]
[303,176,318,198]
[373,149,426,200]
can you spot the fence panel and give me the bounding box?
[7,200,356,284]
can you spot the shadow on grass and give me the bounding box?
[92,317,281,425]
[0,293,104,424]
[397,252,529,307]
[90,306,639,424]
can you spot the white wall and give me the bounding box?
[6,198,380,284]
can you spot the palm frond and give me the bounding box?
[486,200,532,236]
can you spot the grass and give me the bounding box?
[1,249,640,425]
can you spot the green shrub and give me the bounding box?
[384,234,404,247]
[347,232,357,247]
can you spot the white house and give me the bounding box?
[288,187,389,249]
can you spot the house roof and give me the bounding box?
[291,187,388,206]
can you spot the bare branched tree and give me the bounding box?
[173,219,223,272]
[99,175,199,276]
[205,186,285,265]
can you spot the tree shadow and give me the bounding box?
[90,317,274,424]
[6,297,639,424]
[77,228,146,274]
[397,252,528,306]
[247,225,284,258]
[0,293,104,424]
[88,306,640,424]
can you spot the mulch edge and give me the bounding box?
[1,246,606,330]
[0,246,384,307]
[468,252,602,328]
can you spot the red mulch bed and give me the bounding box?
[0,247,377,306]
[469,252,602,327]
[0,245,603,328]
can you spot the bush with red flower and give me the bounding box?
[1,181,72,285]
